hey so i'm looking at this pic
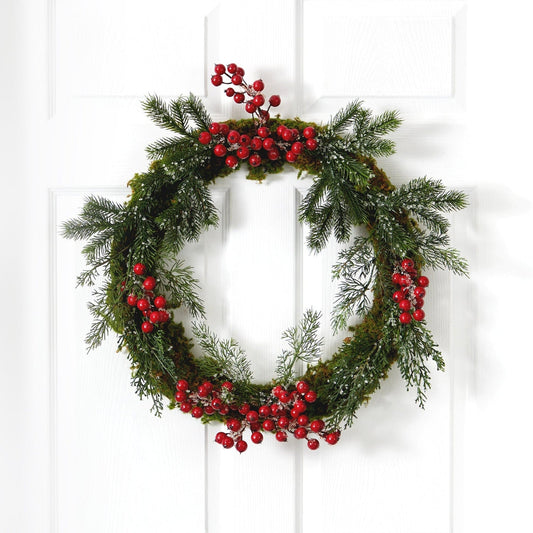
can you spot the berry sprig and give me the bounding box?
[197,62,319,169]
[125,263,169,333]
[210,62,280,125]
[174,378,340,453]
[391,258,430,324]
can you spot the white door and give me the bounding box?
[2,1,532,532]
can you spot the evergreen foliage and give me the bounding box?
[62,94,468,430]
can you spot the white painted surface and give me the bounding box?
[2,1,532,532]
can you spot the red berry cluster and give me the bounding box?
[197,62,319,168]
[125,263,169,333]
[174,378,340,453]
[391,258,430,324]
[210,62,280,124]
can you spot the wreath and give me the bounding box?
[63,63,468,453]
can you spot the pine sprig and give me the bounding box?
[395,321,445,408]
[183,93,212,132]
[192,322,254,388]
[275,309,324,385]
[331,238,376,333]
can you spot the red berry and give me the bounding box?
[219,123,230,135]
[398,299,411,311]
[267,149,279,161]
[252,94,265,107]
[325,432,339,445]
[211,74,223,86]
[204,405,214,415]
[250,137,263,151]
[310,419,325,433]
[197,385,208,398]
[251,431,263,444]
[418,276,429,287]
[233,93,245,104]
[259,109,270,121]
[136,298,149,311]
[414,286,426,298]
[275,430,287,442]
[262,137,275,149]
[222,436,234,449]
[297,415,309,426]
[235,440,248,453]
[133,263,146,275]
[293,400,306,413]
[392,272,402,284]
[153,296,166,309]
[278,416,290,428]
[294,427,307,439]
[211,397,222,410]
[227,418,241,432]
[225,155,238,168]
[174,391,187,402]
[214,64,225,75]
[392,291,404,303]
[143,276,156,291]
[202,381,213,393]
[258,405,271,418]
[413,309,425,321]
[401,258,415,270]
[209,122,221,135]
[227,63,237,74]
[238,403,250,415]
[239,134,251,146]
[213,143,227,157]
[291,141,304,154]
[271,404,281,416]
[285,151,297,163]
[246,411,259,424]
[219,405,229,415]
[249,422,260,432]
[222,381,233,391]
[231,74,242,85]
[279,391,290,403]
[262,419,275,431]
[180,401,192,413]
[269,95,281,107]
[225,87,235,97]
[176,379,189,391]
[237,146,249,159]
[415,297,424,309]
[307,438,320,450]
[305,138,318,151]
[282,129,294,142]
[257,127,270,138]
[191,406,203,418]
[290,407,300,419]
[198,131,212,145]
[149,311,161,324]
[245,101,257,114]
[303,126,316,139]
[399,275,411,287]
[215,432,226,444]
[127,294,138,306]
[272,385,283,397]
[227,130,240,144]
[276,125,287,137]
[236,67,245,76]
[253,79,265,91]
[399,312,412,324]
[296,381,310,394]
[304,391,317,403]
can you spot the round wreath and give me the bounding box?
[63,63,468,453]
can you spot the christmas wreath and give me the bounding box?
[63,63,468,453]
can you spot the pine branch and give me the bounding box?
[326,99,365,135]
[158,260,206,319]
[142,94,191,136]
[183,93,212,132]
[275,309,324,385]
[331,238,376,333]
[192,322,254,388]
[395,321,445,408]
